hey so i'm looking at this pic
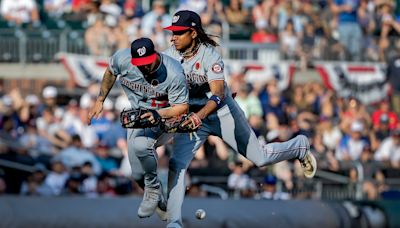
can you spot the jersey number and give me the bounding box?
[151,99,168,108]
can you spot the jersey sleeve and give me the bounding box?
[167,67,189,105]
[108,50,122,76]
[204,49,225,82]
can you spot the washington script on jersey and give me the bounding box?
[119,77,165,97]
[185,72,207,84]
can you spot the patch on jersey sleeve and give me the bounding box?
[195,62,200,70]
[211,63,223,74]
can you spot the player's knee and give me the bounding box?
[130,137,151,158]
[295,135,310,150]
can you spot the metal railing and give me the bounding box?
[1,26,398,64]
[0,28,280,64]
[0,28,89,63]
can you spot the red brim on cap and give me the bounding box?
[131,53,157,66]
[163,25,191,31]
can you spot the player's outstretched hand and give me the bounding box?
[87,99,104,125]
[140,110,161,125]
[180,112,202,131]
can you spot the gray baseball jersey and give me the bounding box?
[163,44,232,108]
[109,48,188,189]
[162,44,311,227]
[109,48,189,110]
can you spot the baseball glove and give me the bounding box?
[120,108,161,129]
[161,112,202,133]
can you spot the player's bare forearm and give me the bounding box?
[157,103,189,119]
[196,80,225,119]
[196,100,217,119]
[97,68,117,102]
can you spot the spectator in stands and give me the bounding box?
[36,107,71,150]
[54,134,102,175]
[63,99,98,149]
[0,0,40,26]
[140,0,170,37]
[25,94,41,125]
[96,173,116,197]
[259,174,290,200]
[206,136,230,168]
[44,0,71,18]
[377,1,400,61]
[374,128,400,168]
[279,20,301,60]
[111,16,131,50]
[71,0,90,15]
[19,122,53,166]
[300,23,317,70]
[20,165,51,196]
[62,171,83,195]
[320,116,343,152]
[94,143,119,174]
[336,120,369,161]
[151,16,170,51]
[349,145,385,200]
[61,99,82,136]
[6,89,30,126]
[89,98,113,142]
[264,86,287,125]
[85,15,116,56]
[199,0,225,36]
[311,130,339,171]
[370,113,391,151]
[227,161,257,199]
[99,0,121,28]
[225,0,249,27]
[330,0,362,61]
[39,86,58,114]
[99,104,127,160]
[252,0,278,34]
[278,2,303,35]
[386,45,400,116]
[372,99,398,130]
[85,0,102,27]
[339,97,371,133]
[251,20,278,44]
[357,0,378,61]
[80,161,98,197]
[235,83,263,119]
[123,0,144,19]
[177,0,207,14]
[43,159,69,195]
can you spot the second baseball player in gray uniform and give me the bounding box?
[161,10,318,227]
[88,37,189,219]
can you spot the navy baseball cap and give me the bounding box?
[164,10,201,31]
[130,37,157,66]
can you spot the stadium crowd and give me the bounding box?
[0,0,400,201]
[1,75,400,200]
[1,0,400,62]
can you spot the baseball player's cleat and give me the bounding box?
[155,190,167,221]
[300,152,317,178]
[138,187,161,218]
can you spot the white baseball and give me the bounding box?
[195,209,206,220]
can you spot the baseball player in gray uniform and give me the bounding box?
[87,37,189,218]
[161,10,318,227]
